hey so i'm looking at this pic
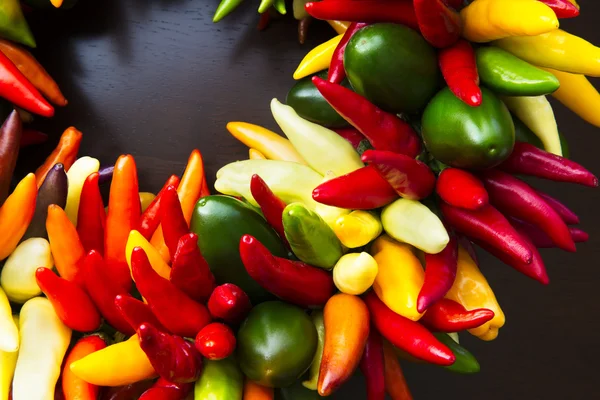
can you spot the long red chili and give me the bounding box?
[333,127,365,150]
[312,165,398,210]
[420,298,495,333]
[239,234,336,308]
[312,76,421,157]
[250,174,289,248]
[305,0,419,31]
[207,283,252,325]
[114,294,169,332]
[509,217,589,249]
[480,170,576,252]
[439,39,482,107]
[137,175,181,240]
[534,190,579,225]
[359,329,385,400]
[417,234,458,313]
[436,167,488,210]
[498,142,598,188]
[160,185,190,260]
[328,22,368,84]
[361,150,436,200]
[414,0,462,48]
[538,0,579,18]
[171,233,216,304]
[77,172,106,255]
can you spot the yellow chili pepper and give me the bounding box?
[333,252,378,295]
[371,235,425,321]
[70,334,155,387]
[226,121,306,164]
[0,173,36,260]
[293,34,343,80]
[327,20,350,35]
[0,288,18,353]
[126,230,171,280]
[333,210,382,249]
[0,315,18,400]
[494,29,600,77]
[65,156,100,225]
[139,192,156,212]
[541,68,600,128]
[446,247,506,341]
[249,148,266,160]
[501,95,561,156]
[13,297,71,400]
[461,0,559,43]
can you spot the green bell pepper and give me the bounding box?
[302,310,325,391]
[194,357,244,400]
[0,0,36,48]
[476,47,560,96]
[434,333,480,374]
[283,202,344,270]
[513,115,570,159]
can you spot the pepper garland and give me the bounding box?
[0,0,598,399]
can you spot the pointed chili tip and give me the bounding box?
[416,295,430,314]
[240,234,254,246]
[312,188,322,200]
[311,75,324,86]
[591,176,599,187]
[467,92,483,107]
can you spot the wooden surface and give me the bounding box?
[18,1,600,398]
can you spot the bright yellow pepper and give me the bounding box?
[371,235,424,321]
[314,171,350,228]
[333,252,378,295]
[541,68,600,128]
[293,34,343,80]
[65,156,100,225]
[460,0,559,43]
[494,29,600,77]
[0,315,18,400]
[249,148,266,160]
[226,121,306,164]
[333,211,382,249]
[70,334,155,387]
[0,173,36,260]
[0,288,18,353]
[139,192,156,212]
[446,247,506,341]
[327,20,350,35]
[126,230,171,280]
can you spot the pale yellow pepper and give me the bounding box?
[446,247,506,341]
[226,122,306,164]
[126,230,171,280]
[293,34,343,80]
[327,20,350,35]
[333,211,382,249]
[139,192,156,212]
[0,288,18,353]
[461,0,558,43]
[249,148,266,160]
[65,156,100,225]
[333,252,378,295]
[371,235,424,321]
[0,315,18,400]
[541,68,600,128]
[494,29,600,77]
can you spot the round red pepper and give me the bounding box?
[195,322,236,360]
[207,283,252,325]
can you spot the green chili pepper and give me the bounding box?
[302,310,325,390]
[0,0,36,48]
[273,0,287,14]
[434,333,480,374]
[293,0,311,20]
[213,0,244,23]
[194,357,244,400]
[283,202,344,270]
[258,0,274,13]
[476,47,560,96]
[513,115,570,159]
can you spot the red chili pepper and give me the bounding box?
[440,202,533,264]
[417,234,458,313]
[114,294,169,332]
[534,190,579,225]
[538,0,579,18]
[77,172,106,255]
[239,234,336,308]
[195,322,237,360]
[0,110,21,204]
[420,298,495,332]
[20,129,47,148]
[498,142,598,187]
[436,167,488,210]
[312,76,421,157]
[361,150,436,200]
[305,0,419,30]
[160,185,190,260]
[138,175,181,240]
[207,283,252,325]
[333,127,365,150]
[359,329,385,400]
[35,127,82,188]
[132,246,212,338]
[509,217,588,249]
[312,165,398,210]
[171,233,216,303]
[414,0,462,48]
[139,379,193,400]
[439,39,482,107]
[443,0,463,9]
[364,291,455,366]
[250,174,289,248]
[0,51,54,117]
[480,169,576,252]
[328,22,368,84]
[138,323,203,383]
[35,267,101,332]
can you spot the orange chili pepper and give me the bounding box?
[62,335,107,400]
[105,155,141,292]
[35,127,82,187]
[243,379,274,400]
[46,204,85,283]
[200,175,211,198]
[318,293,370,397]
[0,173,36,260]
[0,39,67,107]
[382,340,413,400]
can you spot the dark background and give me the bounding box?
[17,0,600,398]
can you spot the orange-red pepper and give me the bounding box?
[62,335,107,400]
[382,341,413,400]
[46,204,85,284]
[243,379,274,400]
[0,173,36,260]
[35,127,82,187]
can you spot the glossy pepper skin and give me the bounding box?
[539,0,579,18]
[302,310,325,390]
[382,340,413,400]
[359,329,385,400]
[159,185,189,260]
[213,0,243,22]
[0,0,36,48]
[334,210,382,249]
[0,173,36,260]
[46,204,86,283]
[62,335,106,400]
[0,287,18,352]
[333,126,365,150]
[313,77,421,157]
[510,216,587,248]
[421,298,495,332]
[125,230,171,280]
[438,39,481,107]
[328,23,367,84]
[435,333,480,374]
[171,233,215,303]
[333,252,379,295]
[137,175,180,240]
[319,294,370,397]
[0,313,18,399]
[65,156,100,225]
[195,322,236,360]
[34,127,82,187]
[0,110,20,204]
[194,357,243,400]
[139,379,193,400]
[535,190,579,225]
[114,294,168,332]
[76,172,106,255]
[418,234,458,313]
[250,174,289,248]
[240,235,335,308]
[243,379,274,400]
[436,168,488,210]
[414,0,462,48]
[364,291,455,366]
[207,283,252,325]
[293,34,344,80]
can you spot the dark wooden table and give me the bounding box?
[18,1,600,398]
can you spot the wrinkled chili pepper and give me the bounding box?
[361,150,435,200]
[207,283,252,325]
[420,298,495,333]
[138,323,203,383]
[0,173,36,260]
[436,167,488,210]
[439,39,481,107]
[138,175,180,240]
[132,246,211,338]
[313,77,421,157]
[20,128,48,147]
[160,185,189,260]
[535,190,579,225]
[359,329,385,400]
[382,340,413,400]
[46,204,85,283]
[328,22,367,84]
[480,169,576,252]
[250,174,289,247]
[417,234,458,313]
[538,0,579,18]
[509,217,588,249]
[76,172,106,255]
[35,126,82,187]
[195,322,236,360]
[414,0,461,48]
[139,379,193,400]
[298,17,310,44]
[333,127,365,149]
[0,110,20,204]
[114,294,168,332]
[239,234,335,308]
[305,0,419,30]
[171,233,215,303]
[62,335,107,400]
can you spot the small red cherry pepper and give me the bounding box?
[328,22,368,84]
[359,329,385,400]
[195,322,237,360]
[114,294,169,332]
[160,185,190,260]
[538,0,579,18]
[534,190,579,225]
[207,283,252,325]
[77,172,106,255]
[436,168,488,210]
[250,174,289,248]
[414,0,462,48]
[137,175,181,240]
[417,233,458,313]
[420,298,495,332]
[170,233,216,303]
[139,379,194,400]
[439,39,482,107]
